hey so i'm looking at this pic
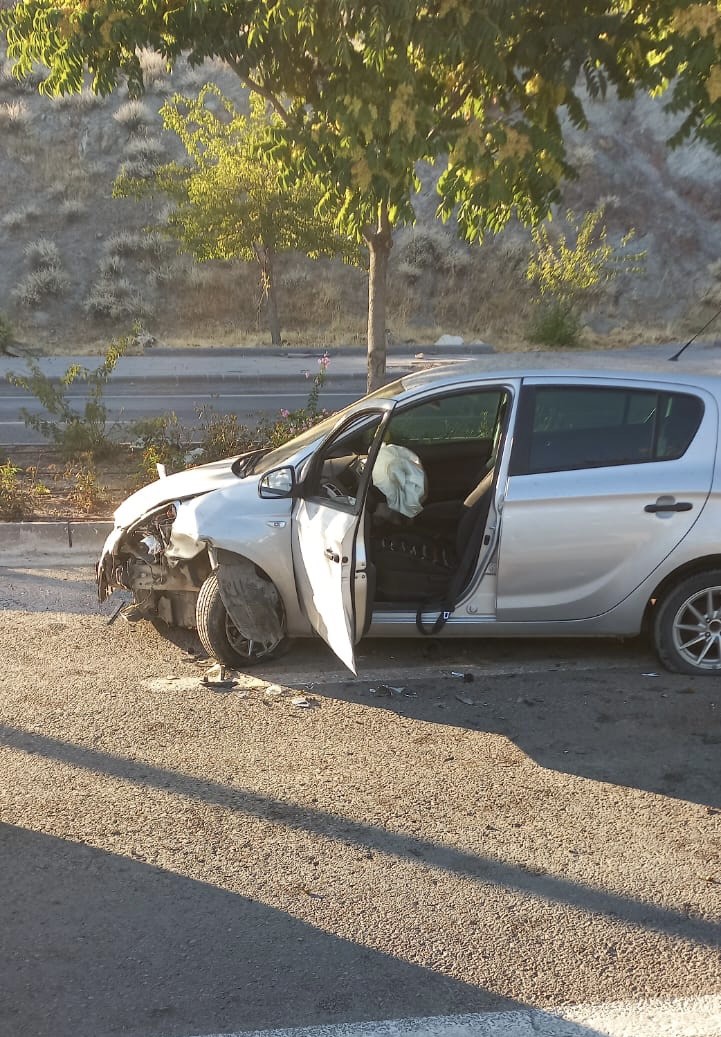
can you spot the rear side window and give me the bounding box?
[511,386,704,475]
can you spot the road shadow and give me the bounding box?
[1,727,719,960]
[0,822,611,1037]
[304,664,721,810]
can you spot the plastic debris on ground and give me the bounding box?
[200,662,237,690]
[450,671,475,682]
[291,695,319,709]
[369,684,416,698]
[264,684,285,697]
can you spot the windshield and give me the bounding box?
[253,378,405,474]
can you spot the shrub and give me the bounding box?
[256,353,331,449]
[0,100,29,131]
[83,278,149,320]
[98,255,126,278]
[137,48,169,91]
[395,226,470,276]
[24,237,61,271]
[526,205,646,347]
[62,458,109,514]
[50,89,105,110]
[119,136,165,179]
[1,204,40,231]
[6,336,128,460]
[0,461,48,520]
[528,301,582,348]
[14,266,69,307]
[131,412,189,480]
[113,99,153,133]
[59,198,86,221]
[196,407,255,463]
[0,313,14,353]
[124,136,165,164]
[104,229,166,259]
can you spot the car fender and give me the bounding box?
[170,485,312,635]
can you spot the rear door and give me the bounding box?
[496,378,716,620]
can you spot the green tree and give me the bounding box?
[114,86,355,346]
[4,2,721,388]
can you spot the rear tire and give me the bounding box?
[196,571,289,668]
[654,569,721,675]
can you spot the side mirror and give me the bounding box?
[258,465,296,499]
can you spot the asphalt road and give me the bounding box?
[0,376,366,446]
[1,567,719,1037]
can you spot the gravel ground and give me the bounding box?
[0,568,720,1037]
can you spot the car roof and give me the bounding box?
[397,354,721,397]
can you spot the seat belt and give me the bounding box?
[415,504,492,636]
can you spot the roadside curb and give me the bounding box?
[0,520,112,567]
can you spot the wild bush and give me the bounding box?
[137,48,169,92]
[84,277,149,320]
[124,136,165,164]
[24,237,61,270]
[50,89,105,110]
[526,205,646,347]
[0,99,29,130]
[0,461,48,520]
[131,412,189,480]
[59,198,86,221]
[113,99,153,133]
[196,407,255,463]
[13,266,69,307]
[0,312,14,353]
[1,204,40,231]
[6,336,127,459]
[62,457,109,514]
[528,301,582,349]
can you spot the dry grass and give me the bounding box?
[50,89,106,111]
[14,266,70,307]
[59,198,86,221]
[113,99,153,133]
[24,238,61,271]
[1,204,41,231]
[0,99,29,130]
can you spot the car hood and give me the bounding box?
[113,456,243,529]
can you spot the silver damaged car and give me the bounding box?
[97,364,721,675]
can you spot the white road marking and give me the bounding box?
[0,391,355,400]
[183,996,721,1037]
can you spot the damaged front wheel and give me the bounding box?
[196,571,289,667]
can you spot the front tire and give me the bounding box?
[654,569,721,675]
[196,571,289,668]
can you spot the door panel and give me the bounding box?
[292,404,394,672]
[293,500,359,672]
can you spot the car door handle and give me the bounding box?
[644,500,693,513]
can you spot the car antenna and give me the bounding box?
[668,301,721,361]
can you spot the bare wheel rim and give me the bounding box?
[224,613,282,661]
[671,585,721,670]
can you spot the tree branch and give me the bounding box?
[227,60,292,126]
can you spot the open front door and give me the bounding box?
[292,404,394,672]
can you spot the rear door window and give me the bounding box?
[511,385,704,475]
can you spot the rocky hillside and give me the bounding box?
[1,45,720,355]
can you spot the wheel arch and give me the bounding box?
[644,554,721,628]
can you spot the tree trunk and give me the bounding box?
[255,242,282,347]
[365,202,393,393]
